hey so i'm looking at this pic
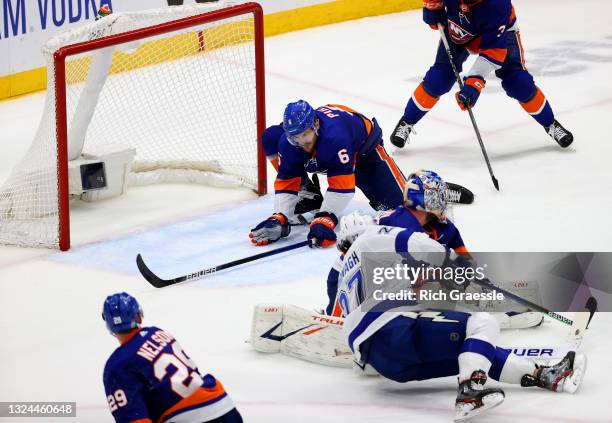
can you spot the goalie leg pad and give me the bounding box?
[250,304,353,368]
[493,312,544,330]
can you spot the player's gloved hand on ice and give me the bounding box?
[455,76,486,110]
[249,213,291,246]
[307,212,338,248]
[423,0,446,29]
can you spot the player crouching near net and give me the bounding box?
[102,293,242,423]
[250,100,473,248]
[331,197,587,420]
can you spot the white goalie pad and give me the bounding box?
[492,312,544,330]
[250,304,353,368]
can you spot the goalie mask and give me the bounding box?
[338,211,376,253]
[403,170,447,221]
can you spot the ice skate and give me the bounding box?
[390,117,414,148]
[521,351,587,393]
[546,119,574,148]
[454,370,505,421]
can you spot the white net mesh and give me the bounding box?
[0,3,261,249]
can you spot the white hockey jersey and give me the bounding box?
[337,225,455,362]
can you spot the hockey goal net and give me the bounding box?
[0,2,266,250]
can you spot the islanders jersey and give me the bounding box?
[103,326,235,423]
[336,225,451,362]
[260,124,284,171]
[444,0,518,76]
[274,104,379,217]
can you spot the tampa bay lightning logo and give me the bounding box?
[447,19,475,44]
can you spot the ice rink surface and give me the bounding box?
[1,0,612,421]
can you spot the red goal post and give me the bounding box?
[1,3,266,251]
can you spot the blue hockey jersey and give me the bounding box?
[274,104,379,216]
[103,327,234,423]
[443,0,518,73]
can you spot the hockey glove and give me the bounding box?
[307,212,338,248]
[249,213,291,246]
[455,76,486,110]
[423,1,446,29]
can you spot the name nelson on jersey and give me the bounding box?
[136,329,175,361]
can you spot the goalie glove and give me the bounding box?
[249,213,291,246]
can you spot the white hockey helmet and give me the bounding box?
[338,211,376,253]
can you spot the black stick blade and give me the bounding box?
[136,254,173,288]
[585,296,598,328]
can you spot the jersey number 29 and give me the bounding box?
[154,342,203,398]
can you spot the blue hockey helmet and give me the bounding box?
[283,100,316,141]
[102,292,143,334]
[403,170,447,220]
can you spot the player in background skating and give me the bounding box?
[333,211,587,421]
[325,170,542,331]
[102,293,242,423]
[250,100,473,249]
[390,0,573,149]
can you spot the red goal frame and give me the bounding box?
[52,3,266,251]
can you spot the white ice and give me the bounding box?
[1,0,611,421]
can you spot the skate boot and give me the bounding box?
[545,120,574,148]
[521,351,587,393]
[455,370,505,421]
[294,174,323,215]
[445,182,474,205]
[390,117,414,148]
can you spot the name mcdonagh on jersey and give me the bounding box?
[1,0,113,39]
[372,289,505,302]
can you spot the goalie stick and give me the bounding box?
[136,240,309,288]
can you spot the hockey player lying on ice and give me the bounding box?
[250,100,473,248]
[330,172,586,421]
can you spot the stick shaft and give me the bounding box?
[437,25,499,190]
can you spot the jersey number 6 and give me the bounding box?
[338,149,350,164]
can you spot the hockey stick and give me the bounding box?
[137,240,309,288]
[471,277,597,328]
[437,25,500,191]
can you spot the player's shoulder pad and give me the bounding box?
[261,124,284,155]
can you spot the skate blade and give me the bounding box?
[563,353,587,394]
[454,392,505,422]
